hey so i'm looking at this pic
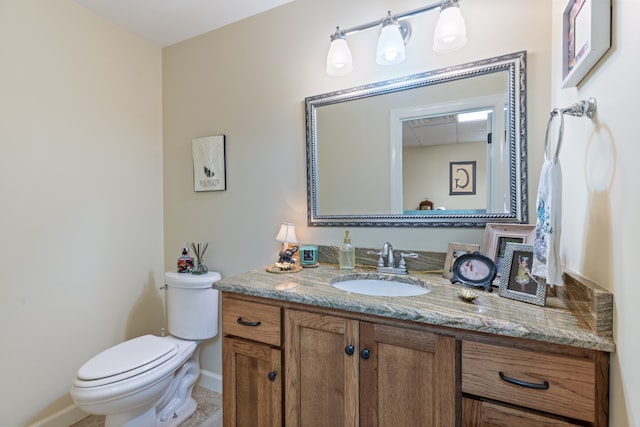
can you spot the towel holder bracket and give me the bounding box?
[559,97,597,119]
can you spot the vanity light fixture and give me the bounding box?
[376,12,407,65]
[326,0,467,76]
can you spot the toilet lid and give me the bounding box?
[77,335,178,384]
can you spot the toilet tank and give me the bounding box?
[164,271,221,340]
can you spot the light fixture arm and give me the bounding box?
[329,0,444,39]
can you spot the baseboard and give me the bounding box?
[28,405,88,427]
[28,369,222,426]
[197,368,222,394]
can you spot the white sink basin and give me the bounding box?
[331,275,430,297]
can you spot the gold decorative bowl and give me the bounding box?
[457,288,478,302]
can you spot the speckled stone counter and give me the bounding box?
[214,264,615,352]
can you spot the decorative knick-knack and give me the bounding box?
[177,243,194,273]
[191,242,209,275]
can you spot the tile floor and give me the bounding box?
[70,386,222,427]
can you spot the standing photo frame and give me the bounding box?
[481,223,536,284]
[498,243,547,306]
[192,135,226,192]
[561,0,611,88]
[443,242,480,280]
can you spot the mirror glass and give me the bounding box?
[306,51,527,227]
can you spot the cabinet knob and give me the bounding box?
[268,371,278,381]
[345,344,355,356]
[360,348,370,360]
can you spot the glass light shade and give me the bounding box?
[433,5,467,53]
[326,37,353,76]
[276,223,298,244]
[376,22,406,65]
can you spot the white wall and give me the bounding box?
[551,1,640,425]
[0,1,163,424]
[163,0,551,385]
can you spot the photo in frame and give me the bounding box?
[443,242,480,280]
[481,223,536,284]
[449,161,476,195]
[192,135,226,192]
[498,243,547,306]
[561,0,611,88]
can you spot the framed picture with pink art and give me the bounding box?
[481,223,536,284]
[561,0,611,88]
[498,243,547,306]
[443,242,480,280]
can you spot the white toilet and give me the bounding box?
[71,271,221,427]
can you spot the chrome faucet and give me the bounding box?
[382,242,394,270]
[368,242,418,275]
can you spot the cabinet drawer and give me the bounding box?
[462,397,580,426]
[461,341,596,422]
[223,297,281,347]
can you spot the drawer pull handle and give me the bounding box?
[237,317,261,327]
[499,371,549,390]
[360,348,370,360]
[345,345,355,356]
[268,371,278,381]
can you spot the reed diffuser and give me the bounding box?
[190,242,209,275]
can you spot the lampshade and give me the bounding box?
[433,2,467,53]
[376,19,406,65]
[276,223,298,244]
[326,29,353,76]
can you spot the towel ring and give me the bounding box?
[544,109,564,161]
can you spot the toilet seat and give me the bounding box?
[74,335,178,388]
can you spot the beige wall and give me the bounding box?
[163,0,551,385]
[0,1,163,425]
[551,1,640,425]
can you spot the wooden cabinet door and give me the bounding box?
[285,310,359,427]
[359,323,457,427]
[462,397,580,427]
[223,337,282,427]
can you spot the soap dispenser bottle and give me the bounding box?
[339,230,355,270]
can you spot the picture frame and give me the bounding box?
[451,252,497,292]
[192,135,226,192]
[498,243,547,306]
[561,0,611,88]
[481,223,536,283]
[443,242,480,280]
[449,161,476,195]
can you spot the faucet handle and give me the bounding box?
[367,250,384,267]
[399,253,419,271]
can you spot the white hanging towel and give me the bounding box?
[532,111,564,286]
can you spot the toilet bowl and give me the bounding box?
[71,271,220,427]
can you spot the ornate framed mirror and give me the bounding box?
[306,51,527,227]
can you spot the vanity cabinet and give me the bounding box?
[220,291,609,427]
[222,297,283,427]
[284,309,456,427]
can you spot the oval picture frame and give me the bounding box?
[451,252,497,292]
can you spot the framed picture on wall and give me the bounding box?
[192,135,226,192]
[449,161,476,195]
[561,0,611,88]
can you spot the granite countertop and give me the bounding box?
[214,264,615,352]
